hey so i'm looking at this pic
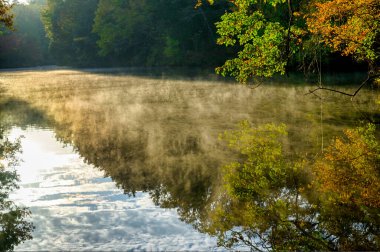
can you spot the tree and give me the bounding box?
[306,0,380,97]
[42,0,100,66]
[0,127,34,251]
[314,124,380,209]
[0,2,50,67]
[92,0,159,66]
[93,0,229,67]
[206,0,379,88]
[202,0,306,83]
[307,0,380,70]
[0,0,13,31]
[199,121,380,251]
[200,121,334,250]
[311,124,380,250]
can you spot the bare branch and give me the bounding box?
[248,82,263,90]
[308,90,323,100]
[289,220,336,251]
[306,86,355,97]
[305,74,380,100]
[285,0,293,76]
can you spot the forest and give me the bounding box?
[0,0,231,68]
[0,0,379,251]
[0,0,377,79]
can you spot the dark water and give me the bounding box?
[0,69,378,250]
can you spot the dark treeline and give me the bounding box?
[0,0,49,67]
[0,0,231,68]
[0,0,365,71]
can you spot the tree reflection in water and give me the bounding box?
[1,71,379,250]
[0,127,34,251]
[200,121,379,251]
[51,108,379,250]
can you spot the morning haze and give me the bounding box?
[0,0,379,251]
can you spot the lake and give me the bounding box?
[0,69,379,250]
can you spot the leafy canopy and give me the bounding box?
[0,0,13,32]
[215,10,287,82]
[201,121,380,251]
[212,0,302,82]
[314,123,380,208]
[307,0,380,64]
[207,0,380,83]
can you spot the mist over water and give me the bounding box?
[0,69,378,250]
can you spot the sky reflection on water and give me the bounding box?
[9,127,219,251]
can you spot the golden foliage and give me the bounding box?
[307,0,380,62]
[314,124,380,208]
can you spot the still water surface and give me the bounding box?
[0,69,378,250]
[9,127,219,251]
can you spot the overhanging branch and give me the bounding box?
[305,74,380,100]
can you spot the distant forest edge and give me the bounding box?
[0,0,230,68]
[0,0,372,74]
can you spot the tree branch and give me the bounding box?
[305,74,380,100]
[232,231,265,252]
[285,0,293,76]
[248,82,263,89]
[289,220,336,251]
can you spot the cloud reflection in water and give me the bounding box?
[9,127,219,251]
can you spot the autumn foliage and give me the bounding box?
[204,121,380,250]
[307,0,380,64]
[314,124,380,208]
[202,0,380,83]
